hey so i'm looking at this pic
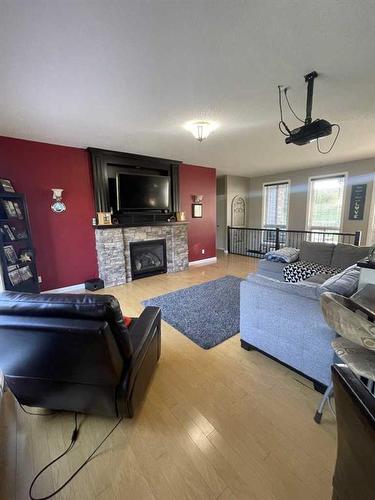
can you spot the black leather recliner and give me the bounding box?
[0,292,161,417]
[331,364,375,500]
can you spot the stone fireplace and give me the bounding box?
[95,222,188,287]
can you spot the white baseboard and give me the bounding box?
[44,283,86,293]
[189,257,217,267]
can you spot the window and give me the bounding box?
[263,181,289,229]
[307,175,346,232]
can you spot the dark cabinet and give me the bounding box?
[0,192,39,293]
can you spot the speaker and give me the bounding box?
[85,278,104,291]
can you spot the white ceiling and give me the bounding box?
[1,0,375,176]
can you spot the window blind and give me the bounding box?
[308,175,345,231]
[263,182,289,229]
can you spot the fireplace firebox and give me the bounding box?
[129,239,167,280]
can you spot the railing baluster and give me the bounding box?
[225,226,360,259]
[275,228,280,250]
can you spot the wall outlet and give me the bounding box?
[202,249,205,254]
[38,276,42,283]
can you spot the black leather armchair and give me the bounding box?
[0,292,161,417]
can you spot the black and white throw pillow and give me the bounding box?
[283,260,343,283]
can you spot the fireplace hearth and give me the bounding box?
[129,239,167,280]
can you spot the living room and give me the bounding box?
[1,2,375,500]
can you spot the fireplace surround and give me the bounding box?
[95,222,188,287]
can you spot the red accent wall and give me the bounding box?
[0,137,217,289]
[0,136,98,291]
[179,164,216,262]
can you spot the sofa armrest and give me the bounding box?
[256,260,288,281]
[129,306,161,361]
[119,306,161,416]
[240,275,335,385]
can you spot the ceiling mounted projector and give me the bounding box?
[278,71,340,154]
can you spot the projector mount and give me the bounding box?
[305,70,317,125]
[278,71,340,154]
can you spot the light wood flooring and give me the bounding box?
[0,252,337,500]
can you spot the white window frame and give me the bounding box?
[262,180,290,230]
[305,172,348,233]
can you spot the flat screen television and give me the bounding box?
[117,173,170,210]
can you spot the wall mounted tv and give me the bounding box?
[117,173,170,211]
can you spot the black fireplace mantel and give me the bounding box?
[95,221,188,230]
[88,148,181,218]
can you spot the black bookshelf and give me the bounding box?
[0,192,39,293]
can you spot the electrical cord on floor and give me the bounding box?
[19,403,56,417]
[26,410,124,500]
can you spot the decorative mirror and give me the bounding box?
[231,195,246,226]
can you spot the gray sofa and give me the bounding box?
[240,242,370,390]
[257,241,369,282]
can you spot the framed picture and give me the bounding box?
[97,212,112,225]
[192,203,203,218]
[0,179,15,193]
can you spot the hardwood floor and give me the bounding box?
[0,252,337,500]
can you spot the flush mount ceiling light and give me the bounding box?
[184,120,219,142]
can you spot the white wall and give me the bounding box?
[216,158,375,250]
[248,158,375,243]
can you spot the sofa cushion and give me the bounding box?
[331,243,370,269]
[284,260,343,283]
[305,274,332,285]
[247,273,320,300]
[299,241,335,266]
[264,247,300,263]
[319,265,361,297]
[256,260,287,281]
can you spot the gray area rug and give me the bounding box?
[143,275,243,349]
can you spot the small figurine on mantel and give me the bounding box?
[176,211,186,222]
[97,212,112,226]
